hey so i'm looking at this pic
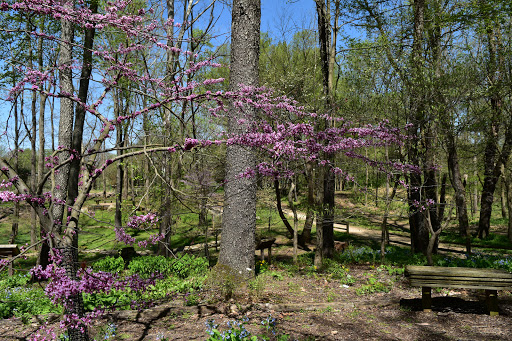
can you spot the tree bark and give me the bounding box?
[381,178,399,259]
[501,179,507,219]
[314,0,337,268]
[218,0,260,277]
[67,0,97,207]
[37,29,46,251]
[407,0,429,255]
[54,10,74,231]
[300,162,315,244]
[114,90,125,232]
[288,182,298,264]
[477,14,511,239]
[28,25,38,247]
[503,167,512,241]
[274,179,295,238]
[9,71,20,245]
[56,4,89,339]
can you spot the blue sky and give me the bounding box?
[209,0,318,46]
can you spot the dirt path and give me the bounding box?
[282,208,469,255]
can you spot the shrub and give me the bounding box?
[204,264,243,301]
[335,245,380,264]
[92,256,125,273]
[169,254,209,278]
[128,255,173,278]
[248,274,267,299]
[356,274,390,295]
[323,259,355,285]
[0,273,30,290]
[128,254,209,279]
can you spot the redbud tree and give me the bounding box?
[0,0,412,339]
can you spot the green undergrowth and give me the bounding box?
[84,254,209,311]
[0,254,210,320]
[0,273,62,322]
[440,231,512,251]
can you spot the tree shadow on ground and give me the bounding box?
[400,296,491,315]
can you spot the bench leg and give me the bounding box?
[267,247,272,265]
[260,249,265,262]
[422,287,432,312]
[486,290,499,316]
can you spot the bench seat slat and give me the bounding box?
[410,280,512,291]
[406,265,512,279]
[409,274,512,283]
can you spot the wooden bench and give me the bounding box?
[0,244,20,276]
[405,265,512,316]
[256,238,276,265]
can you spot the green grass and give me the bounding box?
[440,231,512,250]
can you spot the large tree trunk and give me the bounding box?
[218,0,260,277]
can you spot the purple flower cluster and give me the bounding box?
[29,252,159,335]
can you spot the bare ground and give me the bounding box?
[2,261,512,340]
[2,195,512,340]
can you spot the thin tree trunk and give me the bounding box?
[381,178,399,260]
[300,163,315,244]
[67,0,97,207]
[9,74,20,245]
[56,4,88,338]
[408,0,429,255]
[288,182,298,264]
[114,90,124,232]
[365,148,368,206]
[37,30,47,251]
[28,26,38,247]
[446,131,470,251]
[274,179,295,238]
[158,0,176,256]
[314,0,337,268]
[503,168,512,241]
[473,156,478,216]
[477,15,511,239]
[501,179,507,219]
[374,146,379,207]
